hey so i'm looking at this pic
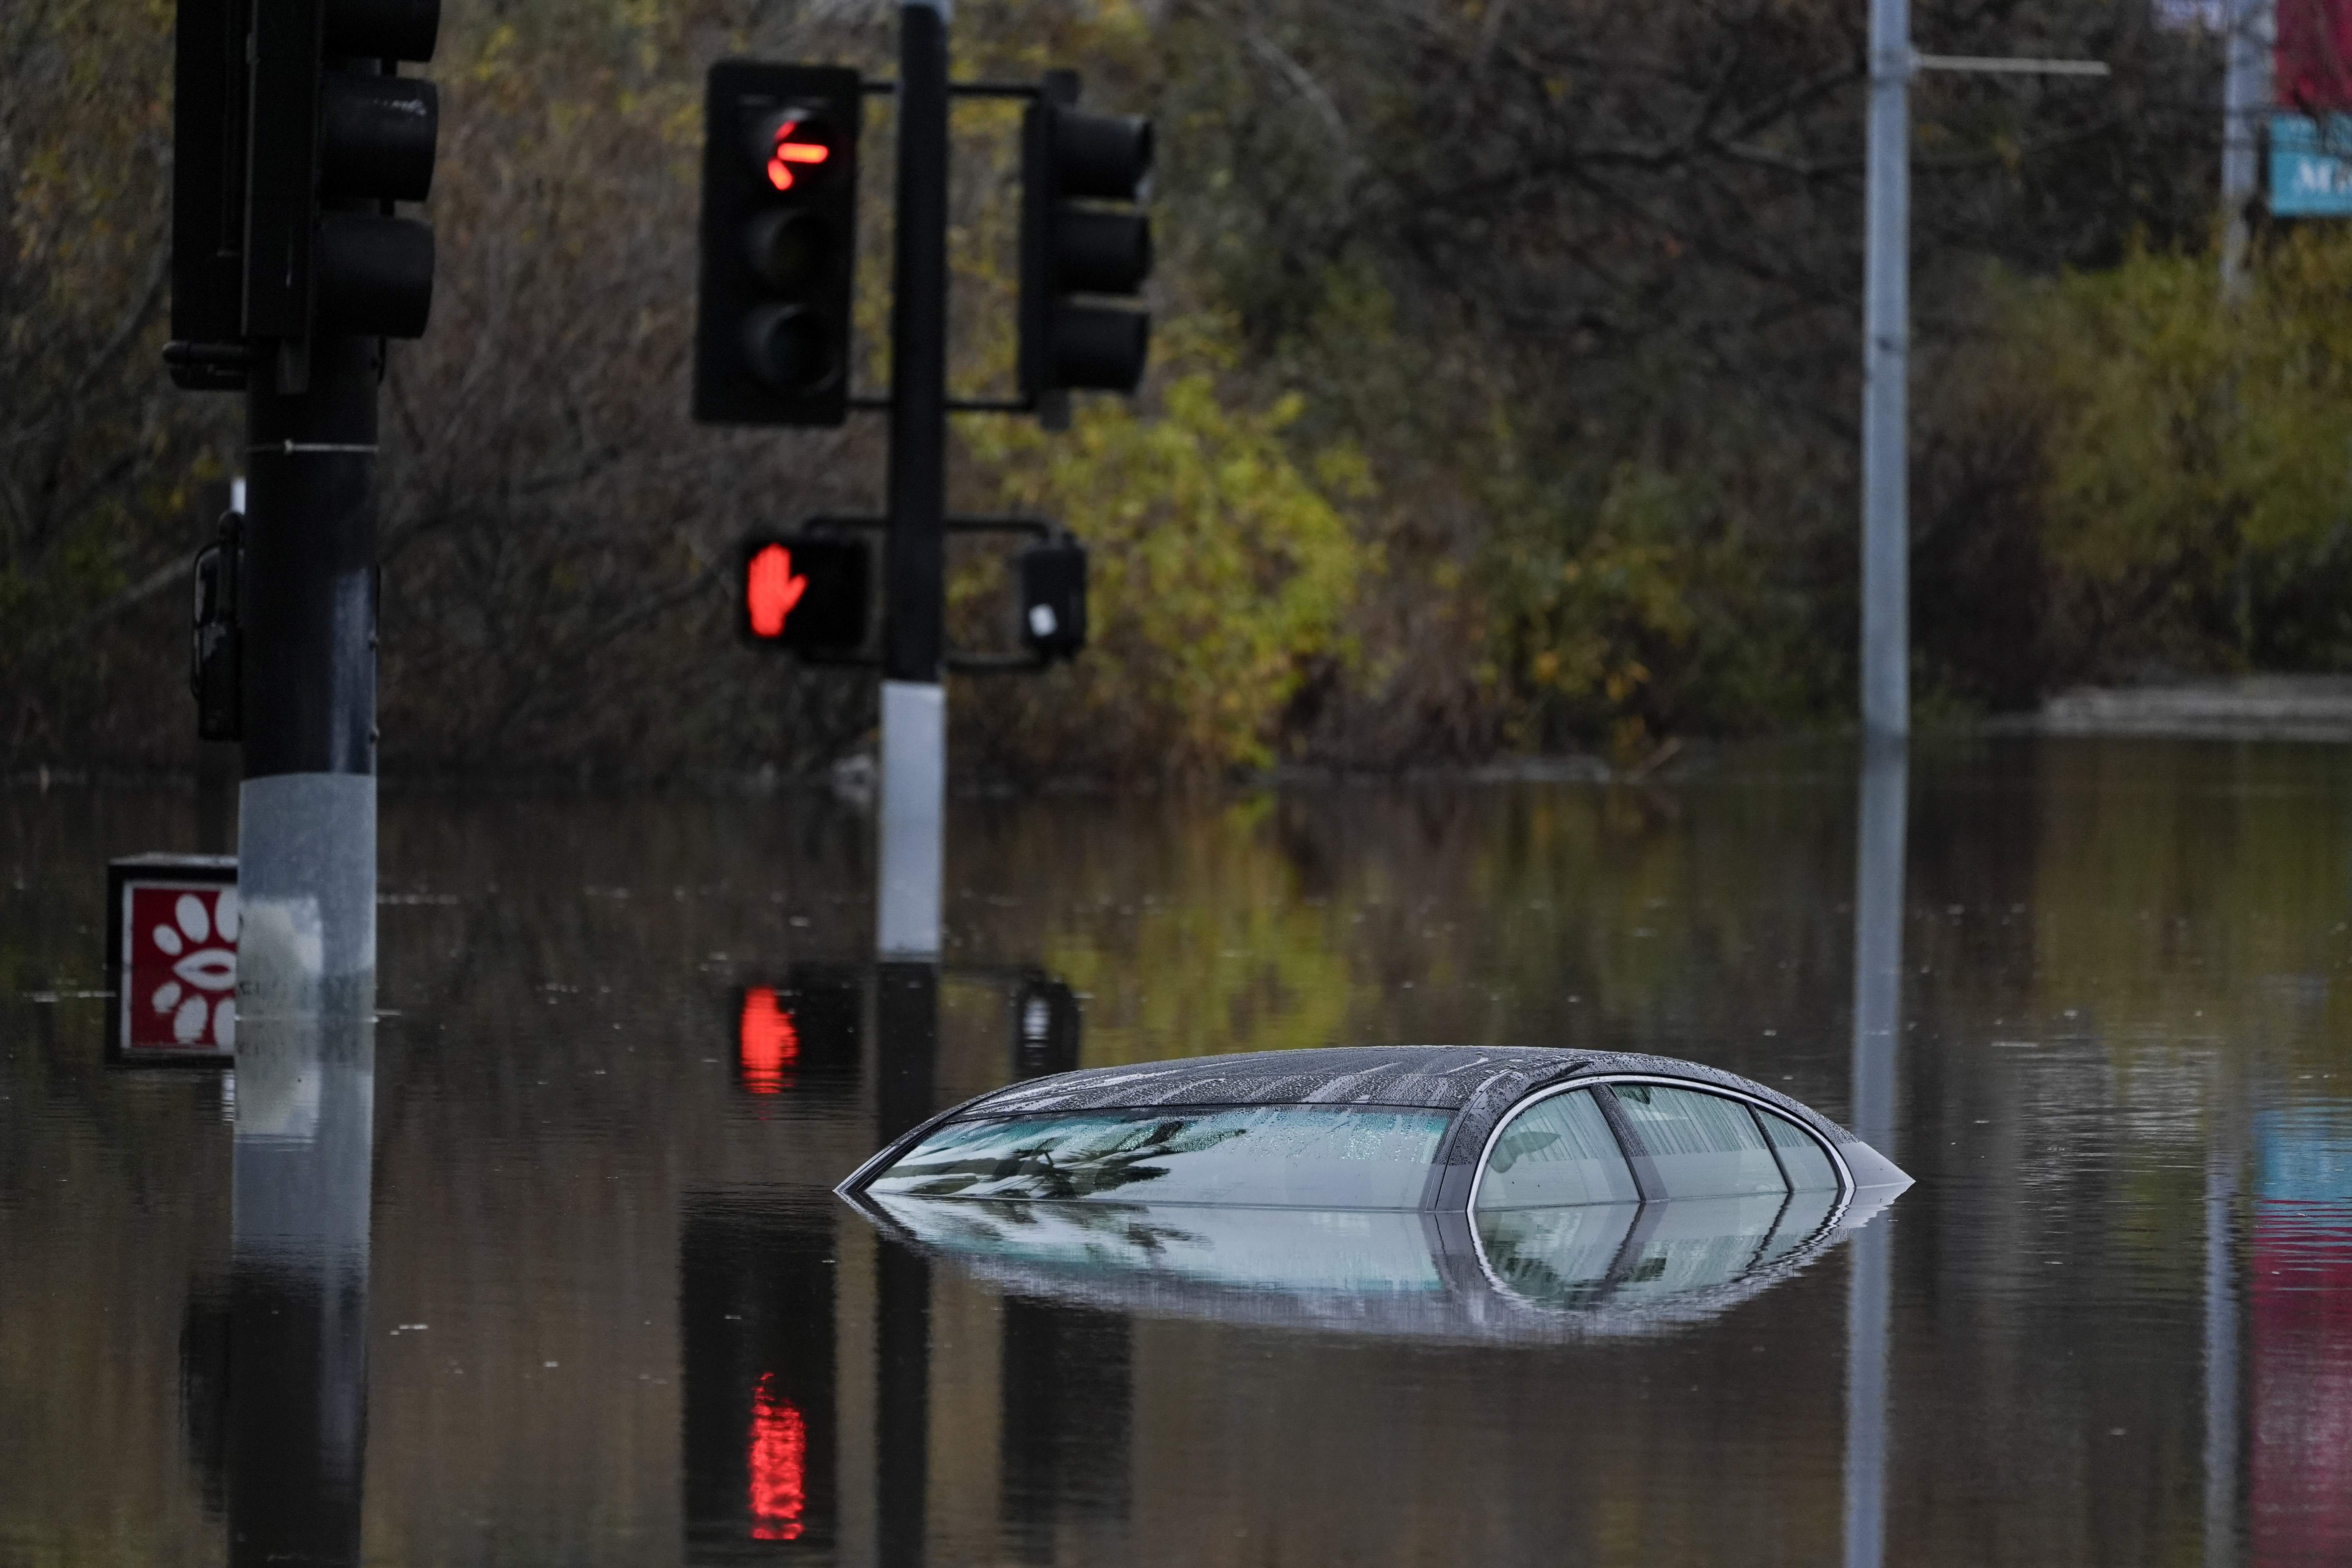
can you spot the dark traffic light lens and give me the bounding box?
[742,304,841,394]
[745,210,831,290]
[1049,304,1149,392]
[1053,109,1153,200]
[314,213,435,337]
[1053,208,1150,294]
[318,73,440,200]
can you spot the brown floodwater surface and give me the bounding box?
[1,736,2346,1566]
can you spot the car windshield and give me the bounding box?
[865,1105,1453,1208]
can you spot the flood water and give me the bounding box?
[3,737,2348,1566]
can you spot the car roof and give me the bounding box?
[948,1044,1860,1162]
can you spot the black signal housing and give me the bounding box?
[695,62,862,427]
[1019,71,1154,424]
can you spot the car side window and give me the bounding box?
[1609,1084,1787,1198]
[1476,1089,1641,1210]
[1754,1106,1841,1192]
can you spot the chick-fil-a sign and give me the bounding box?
[108,855,237,1062]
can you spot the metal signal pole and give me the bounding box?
[238,332,380,1028]
[878,0,951,958]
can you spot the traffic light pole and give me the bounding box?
[878,0,951,958]
[238,331,378,1024]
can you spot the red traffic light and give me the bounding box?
[696,63,860,428]
[754,111,835,191]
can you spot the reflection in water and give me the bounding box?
[227,1000,374,1568]
[1845,739,1904,1568]
[680,1200,837,1557]
[737,989,802,1095]
[21,746,2352,1564]
[854,1184,1893,1343]
[2250,1107,2352,1567]
[1000,1300,1131,1564]
[736,967,864,1101]
[874,961,939,1568]
[2207,1097,2242,1568]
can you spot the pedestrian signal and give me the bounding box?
[738,536,870,656]
[1015,538,1087,662]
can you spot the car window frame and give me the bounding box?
[1466,1074,1856,1214]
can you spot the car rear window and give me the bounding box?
[866,1105,1454,1209]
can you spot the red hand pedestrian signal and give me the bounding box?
[736,534,868,654]
[766,118,831,191]
[745,543,809,638]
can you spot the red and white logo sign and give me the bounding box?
[122,882,237,1051]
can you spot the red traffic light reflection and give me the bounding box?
[747,1372,808,1539]
[766,119,831,190]
[745,544,809,639]
[738,986,802,1093]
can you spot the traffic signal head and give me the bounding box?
[739,535,872,657]
[1020,73,1154,412]
[241,0,440,382]
[696,63,862,426]
[1015,538,1088,662]
[170,0,249,387]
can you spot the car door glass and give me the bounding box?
[1475,1089,1641,1209]
[1610,1084,1787,1198]
[1754,1106,1842,1192]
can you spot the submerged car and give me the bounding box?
[837,1046,1911,1339]
[839,1045,1908,1213]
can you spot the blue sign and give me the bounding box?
[2271,114,2352,216]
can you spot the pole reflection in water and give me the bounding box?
[874,960,939,1568]
[1845,739,1904,1568]
[998,1302,1130,1564]
[2204,1109,2240,1568]
[227,999,374,1568]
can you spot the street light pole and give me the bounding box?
[2221,0,2272,295]
[1860,46,2108,739]
[1860,0,1912,743]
